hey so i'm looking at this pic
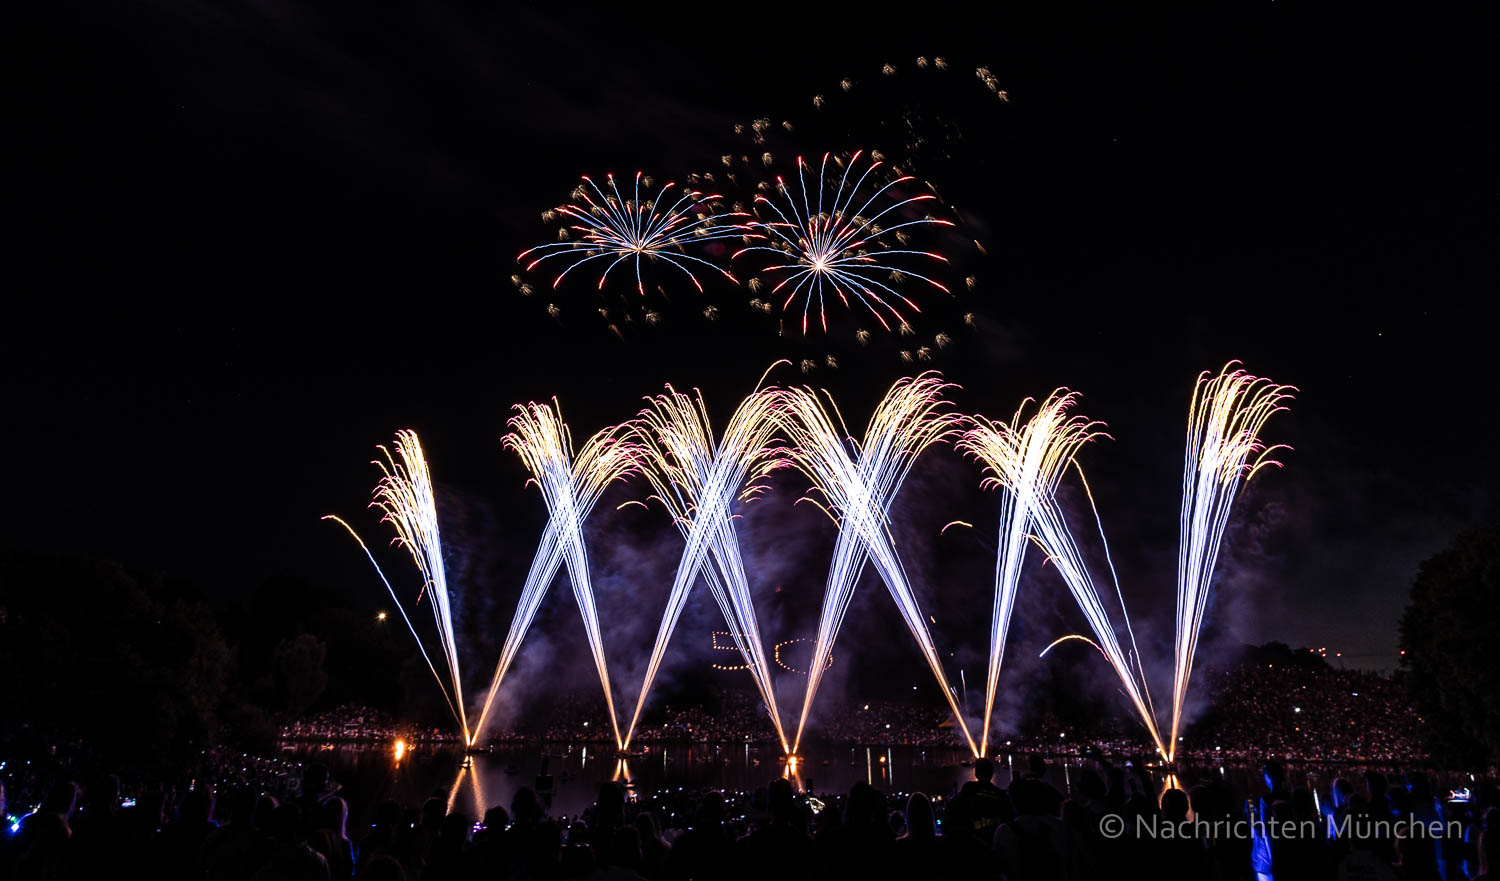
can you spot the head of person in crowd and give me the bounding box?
[1161,787,1190,823]
[904,792,935,839]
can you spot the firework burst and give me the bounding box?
[734,151,955,335]
[468,401,640,748]
[959,393,1119,755]
[777,373,979,756]
[520,172,748,296]
[324,431,470,743]
[1169,363,1294,757]
[623,371,791,752]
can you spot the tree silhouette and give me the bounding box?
[1399,526,1500,767]
[273,632,329,717]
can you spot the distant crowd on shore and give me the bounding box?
[277,661,1429,764]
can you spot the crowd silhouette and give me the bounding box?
[4,753,1497,881]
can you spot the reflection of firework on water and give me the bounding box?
[324,431,470,744]
[1169,363,1294,758]
[734,151,954,335]
[623,375,790,752]
[469,401,639,748]
[776,373,979,756]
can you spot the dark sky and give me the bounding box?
[10,2,1496,680]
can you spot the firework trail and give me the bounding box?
[1169,364,1294,758]
[734,151,954,335]
[520,172,749,295]
[957,392,1108,755]
[962,395,1168,758]
[622,371,791,752]
[777,373,978,756]
[324,431,470,743]
[468,401,639,748]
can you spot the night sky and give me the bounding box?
[10,3,1495,684]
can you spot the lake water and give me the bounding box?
[290,741,978,820]
[281,741,1467,830]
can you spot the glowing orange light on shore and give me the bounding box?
[393,739,407,762]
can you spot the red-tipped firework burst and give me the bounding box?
[520,172,749,295]
[735,151,954,335]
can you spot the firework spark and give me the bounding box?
[519,172,748,295]
[958,392,1108,755]
[1169,364,1294,758]
[962,395,1168,758]
[324,431,470,743]
[777,373,978,756]
[623,373,791,752]
[468,401,639,748]
[734,151,954,335]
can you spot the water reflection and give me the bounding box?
[445,758,486,818]
[284,740,1440,826]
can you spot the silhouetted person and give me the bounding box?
[1405,772,1450,881]
[601,826,647,880]
[1365,772,1398,863]
[936,792,995,875]
[310,796,353,881]
[1473,817,1500,881]
[959,757,1012,843]
[834,781,894,877]
[1336,806,1399,881]
[634,812,670,879]
[71,775,124,880]
[664,792,733,881]
[357,800,404,876]
[252,803,329,881]
[205,787,270,881]
[994,777,1067,881]
[298,765,331,818]
[356,855,407,881]
[1154,787,1208,879]
[739,778,811,877]
[505,788,560,881]
[592,782,626,844]
[160,786,218,879]
[470,806,512,879]
[890,791,941,875]
[1395,828,1442,881]
[420,810,472,881]
[1259,760,1291,822]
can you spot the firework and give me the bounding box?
[1169,364,1294,757]
[733,151,954,335]
[957,392,1108,755]
[777,373,978,756]
[622,373,790,752]
[962,393,1168,758]
[324,431,470,743]
[469,401,639,748]
[966,394,1170,758]
[519,172,748,295]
